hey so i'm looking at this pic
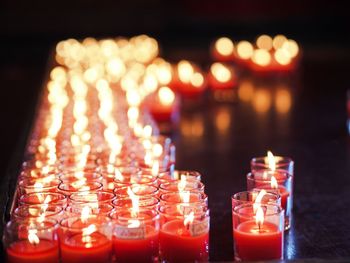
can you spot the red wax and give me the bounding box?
[60,232,113,263]
[7,239,59,263]
[234,220,283,261]
[159,220,209,262]
[113,226,159,263]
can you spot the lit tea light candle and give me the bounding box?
[211,37,235,61]
[234,40,254,66]
[148,86,179,123]
[208,62,237,90]
[233,204,284,261]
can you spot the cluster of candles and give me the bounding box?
[3,35,210,263]
[211,34,300,74]
[232,151,294,261]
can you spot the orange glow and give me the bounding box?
[215,107,231,134]
[210,63,232,83]
[274,48,292,65]
[253,89,271,113]
[178,60,194,83]
[238,80,254,102]
[28,229,40,245]
[215,37,234,56]
[236,41,254,60]
[256,35,273,51]
[252,49,271,66]
[255,206,264,227]
[190,72,204,88]
[183,211,195,227]
[282,40,299,58]
[275,88,292,113]
[271,176,278,189]
[267,151,276,171]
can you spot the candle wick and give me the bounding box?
[258,222,261,233]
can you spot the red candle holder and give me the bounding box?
[3,218,59,263]
[18,178,61,195]
[159,181,205,195]
[58,181,103,196]
[114,174,158,189]
[158,170,201,185]
[112,196,159,212]
[20,167,58,180]
[158,203,210,262]
[232,203,284,261]
[59,215,113,263]
[65,203,114,217]
[59,171,103,184]
[12,204,65,223]
[247,171,293,230]
[18,192,68,207]
[231,190,281,211]
[159,192,208,207]
[114,185,159,199]
[69,191,116,205]
[251,155,294,176]
[109,208,160,263]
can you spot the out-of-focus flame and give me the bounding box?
[271,176,278,189]
[255,206,264,228]
[152,143,163,157]
[127,187,139,217]
[252,49,271,66]
[190,72,204,88]
[34,182,44,193]
[215,37,234,56]
[82,224,97,248]
[152,160,159,177]
[256,35,273,51]
[128,219,141,228]
[253,190,267,213]
[183,211,195,227]
[28,229,40,245]
[178,60,194,83]
[81,205,91,223]
[180,191,190,204]
[158,87,175,106]
[210,63,232,83]
[178,176,187,192]
[267,151,276,171]
[115,168,124,182]
[236,41,254,60]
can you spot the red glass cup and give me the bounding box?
[12,204,64,223]
[58,181,103,196]
[18,192,68,207]
[112,196,159,212]
[18,178,61,195]
[159,180,205,195]
[65,203,114,217]
[114,185,159,199]
[69,191,116,205]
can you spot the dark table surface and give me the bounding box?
[0,40,350,262]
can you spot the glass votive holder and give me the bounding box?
[18,178,61,195]
[159,192,208,207]
[65,203,114,217]
[114,173,158,189]
[59,215,113,263]
[251,155,294,175]
[158,203,210,262]
[159,181,205,195]
[231,190,281,210]
[158,170,201,185]
[109,208,160,263]
[12,204,64,223]
[21,158,58,172]
[69,191,116,205]
[58,163,100,174]
[232,203,284,261]
[20,167,59,180]
[3,218,59,263]
[114,185,159,199]
[247,171,293,230]
[58,181,103,196]
[112,196,159,212]
[59,171,103,183]
[18,192,68,207]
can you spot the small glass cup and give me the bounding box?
[59,171,103,183]
[18,178,61,195]
[158,170,201,185]
[69,191,116,205]
[65,203,114,217]
[58,181,103,196]
[232,203,284,261]
[18,192,68,207]
[231,190,281,210]
[159,192,208,207]
[59,215,113,263]
[251,155,294,175]
[158,203,210,262]
[159,181,205,195]
[112,196,159,212]
[109,208,160,262]
[12,204,64,222]
[113,184,159,198]
[3,218,59,262]
[247,171,293,230]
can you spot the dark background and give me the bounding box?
[1,1,350,261]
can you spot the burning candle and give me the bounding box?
[208,62,237,90]
[4,219,59,263]
[211,37,235,61]
[159,204,210,262]
[148,86,179,123]
[251,151,294,176]
[110,206,159,263]
[60,213,113,263]
[233,203,284,261]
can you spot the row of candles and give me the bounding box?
[3,35,210,263]
[232,151,294,261]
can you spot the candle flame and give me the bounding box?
[158,86,175,106]
[115,168,124,182]
[81,205,91,223]
[177,176,187,192]
[266,151,276,171]
[210,63,232,83]
[152,143,163,157]
[143,125,152,138]
[128,219,141,228]
[178,60,194,83]
[151,160,159,177]
[271,176,278,189]
[28,229,40,245]
[127,187,139,217]
[82,224,97,248]
[255,206,264,227]
[253,190,267,213]
[190,72,204,88]
[215,37,234,56]
[34,182,44,192]
[180,191,190,203]
[183,211,195,227]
